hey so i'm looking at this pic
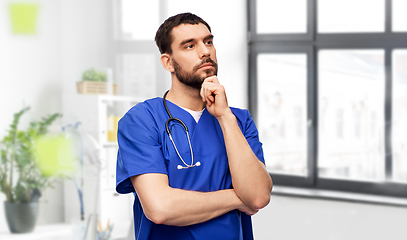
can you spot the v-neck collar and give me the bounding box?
[163,98,209,135]
[179,106,204,123]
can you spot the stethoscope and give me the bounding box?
[163,90,201,169]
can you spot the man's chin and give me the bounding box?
[183,78,204,90]
[202,70,217,79]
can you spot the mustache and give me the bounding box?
[193,58,218,72]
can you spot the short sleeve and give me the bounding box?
[242,110,265,164]
[116,103,168,194]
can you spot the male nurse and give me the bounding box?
[116,12,273,240]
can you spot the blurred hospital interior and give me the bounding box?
[0,0,407,240]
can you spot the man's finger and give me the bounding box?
[204,75,219,84]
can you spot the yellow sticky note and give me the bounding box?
[35,134,75,177]
[9,3,39,34]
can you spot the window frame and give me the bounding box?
[248,0,407,199]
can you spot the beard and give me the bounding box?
[173,57,218,90]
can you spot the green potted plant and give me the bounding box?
[0,107,63,233]
[81,68,107,82]
[76,68,117,95]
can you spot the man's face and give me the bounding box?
[169,23,218,89]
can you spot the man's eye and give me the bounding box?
[206,40,213,45]
[186,44,194,49]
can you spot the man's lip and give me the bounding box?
[199,63,213,69]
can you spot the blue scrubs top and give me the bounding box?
[116,97,265,240]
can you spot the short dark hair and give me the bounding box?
[155,13,211,55]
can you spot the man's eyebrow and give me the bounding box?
[180,38,195,46]
[204,34,214,41]
[179,34,214,46]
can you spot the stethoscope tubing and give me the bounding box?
[163,90,200,169]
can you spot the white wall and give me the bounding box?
[253,195,407,240]
[60,0,110,96]
[0,0,63,137]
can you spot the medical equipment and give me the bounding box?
[163,90,201,169]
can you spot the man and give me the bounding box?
[116,13,273,240]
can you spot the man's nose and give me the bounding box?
[198,43,210,58]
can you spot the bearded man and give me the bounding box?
[116,12,273,240]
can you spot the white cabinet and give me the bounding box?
[62,94,141,240]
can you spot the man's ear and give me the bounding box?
[160,53,174,72]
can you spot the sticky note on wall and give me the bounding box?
[35,134,75,177]
[9,3,39,34]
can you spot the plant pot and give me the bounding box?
[4,201,39,233]
[76,81,118,95]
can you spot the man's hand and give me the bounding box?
[200,76,231,119]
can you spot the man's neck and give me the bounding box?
[165,85,205,111]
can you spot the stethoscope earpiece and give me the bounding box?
[164,90,201,170]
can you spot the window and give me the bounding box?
[392,50,407,183]
[318,50,385,182]
[257,54,308,176]
[318,0,385,33]
[256,0,307,34]
[249,0,407,198]
[117,0,159,40]
[392,0,407,32]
